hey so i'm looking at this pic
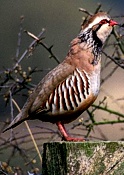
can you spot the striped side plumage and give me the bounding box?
[44,69,91,113]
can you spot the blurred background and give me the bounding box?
[0,0,124,173]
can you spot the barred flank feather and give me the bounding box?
[44,69,91,114]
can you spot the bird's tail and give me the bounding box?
[3,112,27,133]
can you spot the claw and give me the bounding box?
[57,122,85,142]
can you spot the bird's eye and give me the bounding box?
[99,19,108,24]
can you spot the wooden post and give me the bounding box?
[42,141,124,175]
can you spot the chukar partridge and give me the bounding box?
[3,12,117,141]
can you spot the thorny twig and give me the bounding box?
[24,30,60,64]
[79,8,93,16]
[13,28,46,70]
[102,51,124,69]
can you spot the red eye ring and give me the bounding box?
[99,19,108,25]
[99,19,118,26]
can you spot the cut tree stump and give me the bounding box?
[42,141,124,175]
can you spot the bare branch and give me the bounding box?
[92,104,124,119]
[25,29,60,64]
[79,8,93,16]
[15,15,24,59]
[102,51,124,69]
[14,29,46,69]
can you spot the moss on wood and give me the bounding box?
[42,141,124,175]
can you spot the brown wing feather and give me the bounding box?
[3,59,76,132]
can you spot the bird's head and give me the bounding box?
[82,12,118,43]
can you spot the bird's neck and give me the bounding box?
[78,28,103,65]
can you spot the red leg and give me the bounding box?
[56,122,85,141]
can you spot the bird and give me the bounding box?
[3,12,118,141]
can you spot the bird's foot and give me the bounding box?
[62,136,85,142]
[57,121,85,142]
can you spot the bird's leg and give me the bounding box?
[56,122,85,141]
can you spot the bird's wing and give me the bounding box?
[29,60,76,113]
[3,58,76,132]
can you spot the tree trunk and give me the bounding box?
[42,141,124,175]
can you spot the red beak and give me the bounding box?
[109,20,118,26]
